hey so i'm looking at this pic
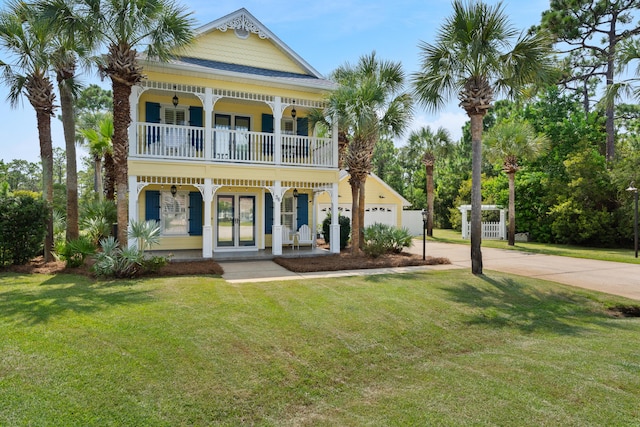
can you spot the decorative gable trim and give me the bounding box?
[194,8,325,80]
[215,11,269,39]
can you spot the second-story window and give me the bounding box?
[164,107,187,125]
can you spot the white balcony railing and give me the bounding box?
[135,123,334,168]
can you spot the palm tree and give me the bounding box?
[408,126,452,237]
[36,0,97,242]
[80,115,113,201]
[484,119,548,246]
[329,52,413,253]
[0,2,56,261]
[57,0,194,245]
[412,0,555,274]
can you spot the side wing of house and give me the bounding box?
[316,172,410,229]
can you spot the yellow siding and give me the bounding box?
[183,30,306,75]
[129,160,338,183]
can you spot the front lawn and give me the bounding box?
[1,271,639,425]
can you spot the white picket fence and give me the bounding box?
[463,221,506,240]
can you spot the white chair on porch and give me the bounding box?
[282,225,294,249]
[296,224,314,249]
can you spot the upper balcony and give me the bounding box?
[131,122,334,168]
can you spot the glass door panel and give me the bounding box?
[217,195,234,247]
[239,196,255,246]
[216,194,256,248]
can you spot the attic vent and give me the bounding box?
[234,28,250,39]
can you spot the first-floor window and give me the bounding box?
[162,191,187,235]
[281,196,295,230]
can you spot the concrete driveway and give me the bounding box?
[409,240,640,301]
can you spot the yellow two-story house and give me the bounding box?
[126,8,341,258]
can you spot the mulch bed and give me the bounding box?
[274,252,450,273]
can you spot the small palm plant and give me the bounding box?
[128,219,161,256]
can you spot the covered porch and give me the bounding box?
[129,81,338,169]
[128,175,342,258]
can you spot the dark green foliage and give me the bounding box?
[59,236,96,268]
[362,223,413,258]
[0,194,47,266]
[322,214,351,249]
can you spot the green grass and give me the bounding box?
[428,228,640,264]
[1,271,639,426]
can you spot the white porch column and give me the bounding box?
[203,88,213,161]
[460,207,468,239]
[330,182,340,254]
[332,114,339,168]
[202,178,213,258]
[274,97,282,165]
[128,86,142,157]
[271,181,283,255]
[311,192,317,248]
[127,175,138,249]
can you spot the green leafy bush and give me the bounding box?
[362,223,413,258]
[93,236,143,278]
[0,194,47,266]
[322,214,351,249]
[59,236,97,268]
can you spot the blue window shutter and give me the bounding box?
[145,102,161,144]
[146,102,161,123]
[296,117,308,136]
[189,106,204,150]
[188,191,203,235]
[296,117,309,157]
[296,193,308,230]
[145,191,160,221]
[262,113,274,133]
[265,192,273,234]
[262,113,274,156]
[189,106,203,126]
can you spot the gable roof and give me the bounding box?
[339,170,411,207]
[194,8,325,79]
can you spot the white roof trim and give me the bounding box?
[194,8,325,80]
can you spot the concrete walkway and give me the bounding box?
[220,240,640,301]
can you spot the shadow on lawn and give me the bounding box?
[441,274,625,335]
[0,274,152,325]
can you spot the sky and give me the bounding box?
[0,0,551,163]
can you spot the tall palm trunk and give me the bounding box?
[426,165,434,237]
[470,113,484,275]
[358,178,366,250]
[26,75,55,262]
[507,171,516,246]
[349,176,361,254]
[104,151,115,201]
[58,72,79,241]
[94,154,104,201]
[37,110,54,262]
[111,78,132,244]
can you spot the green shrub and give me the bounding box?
[0,195,47,266]
[59,236,97,268]
[80,199,117,244]
[362,223,413,258]
[322,214,351,249]
[93,236,143,278]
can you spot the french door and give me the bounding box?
[216,194,256,248]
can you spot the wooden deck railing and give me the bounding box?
[134,123,334,168]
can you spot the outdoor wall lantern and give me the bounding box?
[627,182,638,258]
[172,86,179,107]
[421,209,428,260]
[293,188,299,198]
[170,184,178,198]
[291,100,296,119]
